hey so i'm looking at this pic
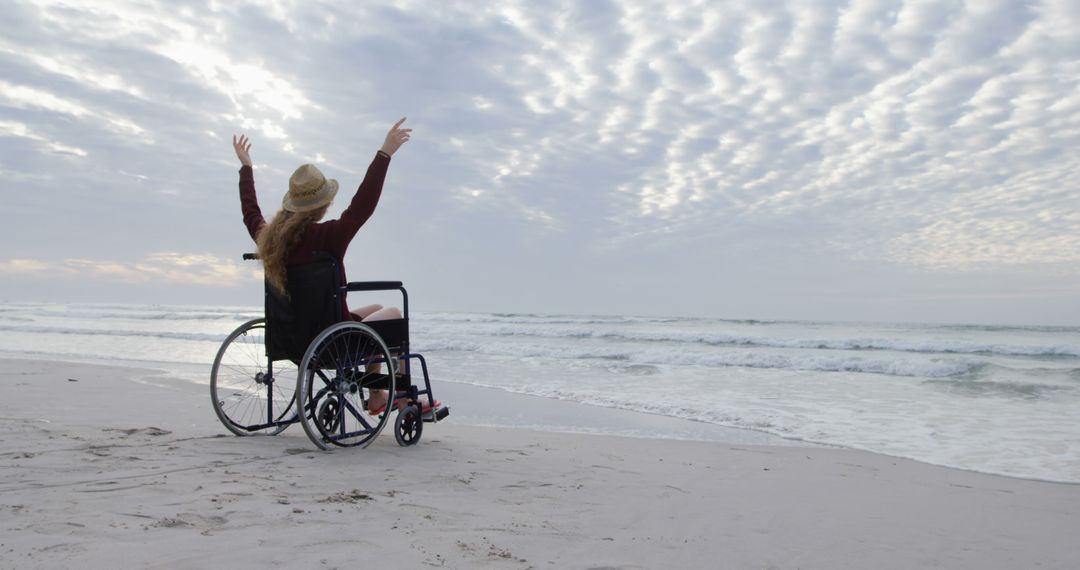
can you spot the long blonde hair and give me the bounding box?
[255,206,329,298]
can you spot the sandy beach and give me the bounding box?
[1,357,1078,569]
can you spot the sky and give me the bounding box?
[1,0,1078,325]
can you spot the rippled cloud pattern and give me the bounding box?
[1,0,1077,321]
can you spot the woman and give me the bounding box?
[232,118,429,415]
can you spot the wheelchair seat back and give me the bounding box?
[265,260,341,362]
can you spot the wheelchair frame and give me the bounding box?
[210,253,447,449]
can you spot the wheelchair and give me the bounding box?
[210,253,448,450]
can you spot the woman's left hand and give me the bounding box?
[232,134,253,167]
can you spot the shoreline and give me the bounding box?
[0,352,818,449]
[3,353,1077,485]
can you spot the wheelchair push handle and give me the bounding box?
[243,253,407,307]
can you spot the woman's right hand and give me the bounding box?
[379,117,412,156]
[232,134,252,167]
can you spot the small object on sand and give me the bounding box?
[68,378,78,382]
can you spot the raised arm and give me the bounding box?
[233,134,265,240]
[326,118,412,248]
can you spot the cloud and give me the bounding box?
[0,79,146,138]
[401,0,1076,274]
[883,217,1080,269]
[0,253,257,287]
[0,259,53,274]
[0,120,87,157]
[0,38,145,98]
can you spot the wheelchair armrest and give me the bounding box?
[345,281,404,292]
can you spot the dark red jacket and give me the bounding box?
[238,152,391,319]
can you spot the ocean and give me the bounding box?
[1,300,1077,483]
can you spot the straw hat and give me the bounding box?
[282,164,338,212]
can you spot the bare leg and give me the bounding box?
[361,307,402,412]
[363,306,402,322]
[349,304,383,321]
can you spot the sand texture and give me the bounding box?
[1,358,1078,569]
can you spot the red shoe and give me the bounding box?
[367,395,441,416]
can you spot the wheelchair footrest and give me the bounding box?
[423,405,449,423]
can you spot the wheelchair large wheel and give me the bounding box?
[296,322,396,450]
[211,318,297,436]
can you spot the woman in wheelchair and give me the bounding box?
[231,118,437,417]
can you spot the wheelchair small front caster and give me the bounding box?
[395,404,423,446]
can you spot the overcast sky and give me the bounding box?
[1,0,1078,325]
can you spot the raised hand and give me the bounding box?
[232,134,252,167]
[379,117,412,156]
